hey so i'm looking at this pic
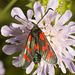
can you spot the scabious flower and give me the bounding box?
[1,0,75,75]
[0,61,5,75]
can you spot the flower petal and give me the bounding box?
[57,60,66,73]
[67,46,75,56]
[15,33,27,42]
[51,12,58,22]
[6,38,17,44]
[11,23,23,28]
[55,14,61,25]
[47,0,58,10]
[32,66,42,75]
[0,68,5,75]
[12,55,21,67]
[34,2,44,22]
[68,21,75,26]
[1,25,13,37]
[45,12,58,25]
[69,35,75,39]
[41,6,44,16]
[66,39,75,46]
[1,25,23,37]
[70,26,75,34]
[11,7,27,23]
[26,61,35,74]
[0,61,5,75]
[2,45,23,55]
[62,57,75,73]
[48,64,55,75]
[0,61,3,68]
[27,9,33,19]
[57,10,72,25]
[62,49,74,61]
[11,23,30,34]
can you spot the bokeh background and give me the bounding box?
[0,0,75,75]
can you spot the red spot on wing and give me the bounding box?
[28,35,32,41]
[42,46,47,50]
[46,42,49,46]
[25,45,32,52]
[25,45,28,49]
[26,57,30,62]
[27,48,32,52]
[34,43,39,51]
[23,54,27,59]
[39,33,44,40]
[34,44,36,51]
[37,43,39,51]
[42,42,49,50]
[23,54,30,62]
[46,50,53,60]
[49,50,53,56]
[46,55,50,60]
[42,32,46,37]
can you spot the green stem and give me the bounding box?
[0,0,17,17]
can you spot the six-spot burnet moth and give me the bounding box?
[14,8,57,69]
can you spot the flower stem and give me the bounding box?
[0,0,17,17]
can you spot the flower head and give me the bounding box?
[1,0,75,75]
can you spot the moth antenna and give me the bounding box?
[14,15,32,31]
[26,27,31,31]
[14,15,27,22]
[14,15,33,26]
[37,8,54,25]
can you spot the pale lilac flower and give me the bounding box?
[0,61,5,75]
[1,6,34,66]
[1,0,75,75]
[32,1,75,75]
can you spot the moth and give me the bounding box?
[15,8,57,69]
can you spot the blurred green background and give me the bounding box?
[0,0,75,75]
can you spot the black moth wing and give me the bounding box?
[38,28,57,64]
[21,32,35,69]
[21,24,57,69]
